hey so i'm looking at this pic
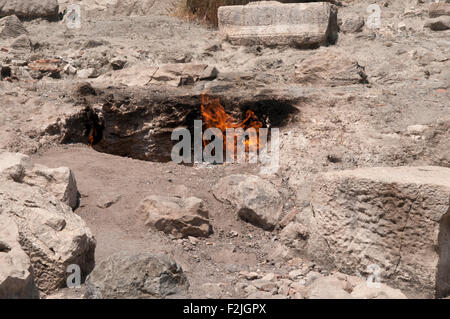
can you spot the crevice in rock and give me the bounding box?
[59,86,299,163]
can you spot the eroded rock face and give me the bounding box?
[213,174,282,230]
[218,1,338,48]
[309,166,450,298]
[0,180,96,294]
[0,0,59,20]
[0,215,39,299]
[85,252,189,299]
[294,49,368,86]
[137,195,212,238]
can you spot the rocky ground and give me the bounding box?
[0,0,449,299]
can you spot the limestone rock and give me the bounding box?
[294,49,368,86]
[218,1,338,48]
[95,63,217,88]
[351,282,407,299]
[0,180,96,294]
[306,276,353,299]
[23,164,79,210]
[213,174,282,230]
[137,195,212,238]
[0,151,32,182]
[0,215,39,299]
[0,151,79,209]
[309,166,450,298]
[85,252,189,299]
[149,63,218,87]
[425,16,450,31]
[0,0,59,20]
[340,14,364,33]
[429,3,450,18]
[0,14,27,39]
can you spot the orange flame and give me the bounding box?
[201,93,264,155]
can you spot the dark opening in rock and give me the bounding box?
[60,86,299,163]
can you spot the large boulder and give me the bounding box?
[0,14,27,39]
[0,215,39,299]
[218,1,338,48]
[294,49,368,86]
[137,195,212,238]
[0,0,59,20]
[213,174,282,230]
[85,252,189,299]
[309,166,450,298]
[0,180,96,294]
[0,151,79,209]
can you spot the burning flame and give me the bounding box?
[201,92,264,154]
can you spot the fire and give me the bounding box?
[201,92,264,154]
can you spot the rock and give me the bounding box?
[252,279,278,292]
[406,124,428,135]
[0,151,32,182]
[309,166,450,298]
[0,0,59,20]
[28,58,62,78]
[199,283,224,299]
[351,282,407,299]
[0,151,78,209]
[75,82,96,96]
[213,174,283,230]
[240,271,261,281]
[425,16,450,31]
[398,22,407,31]
[22,164,79,210]
[110,59,127,70]
[136,195,212,238]
[149,63,218,87]
[0,14,27,39]
[340,15,365,33]
[218,1,338,48]
[294,49,368,86]
[77,68,99,79]
[0,215,39,299]
[280,222,309,253]
[96,193,121,209]
[85,252,189,299]
[63,64,77,76]
[0,180,96,294]
[429,3,450,18]
[306,276,353,299]
[10,34,31,51]
[94,64,158,87]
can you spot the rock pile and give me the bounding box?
[0,151,96,297]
